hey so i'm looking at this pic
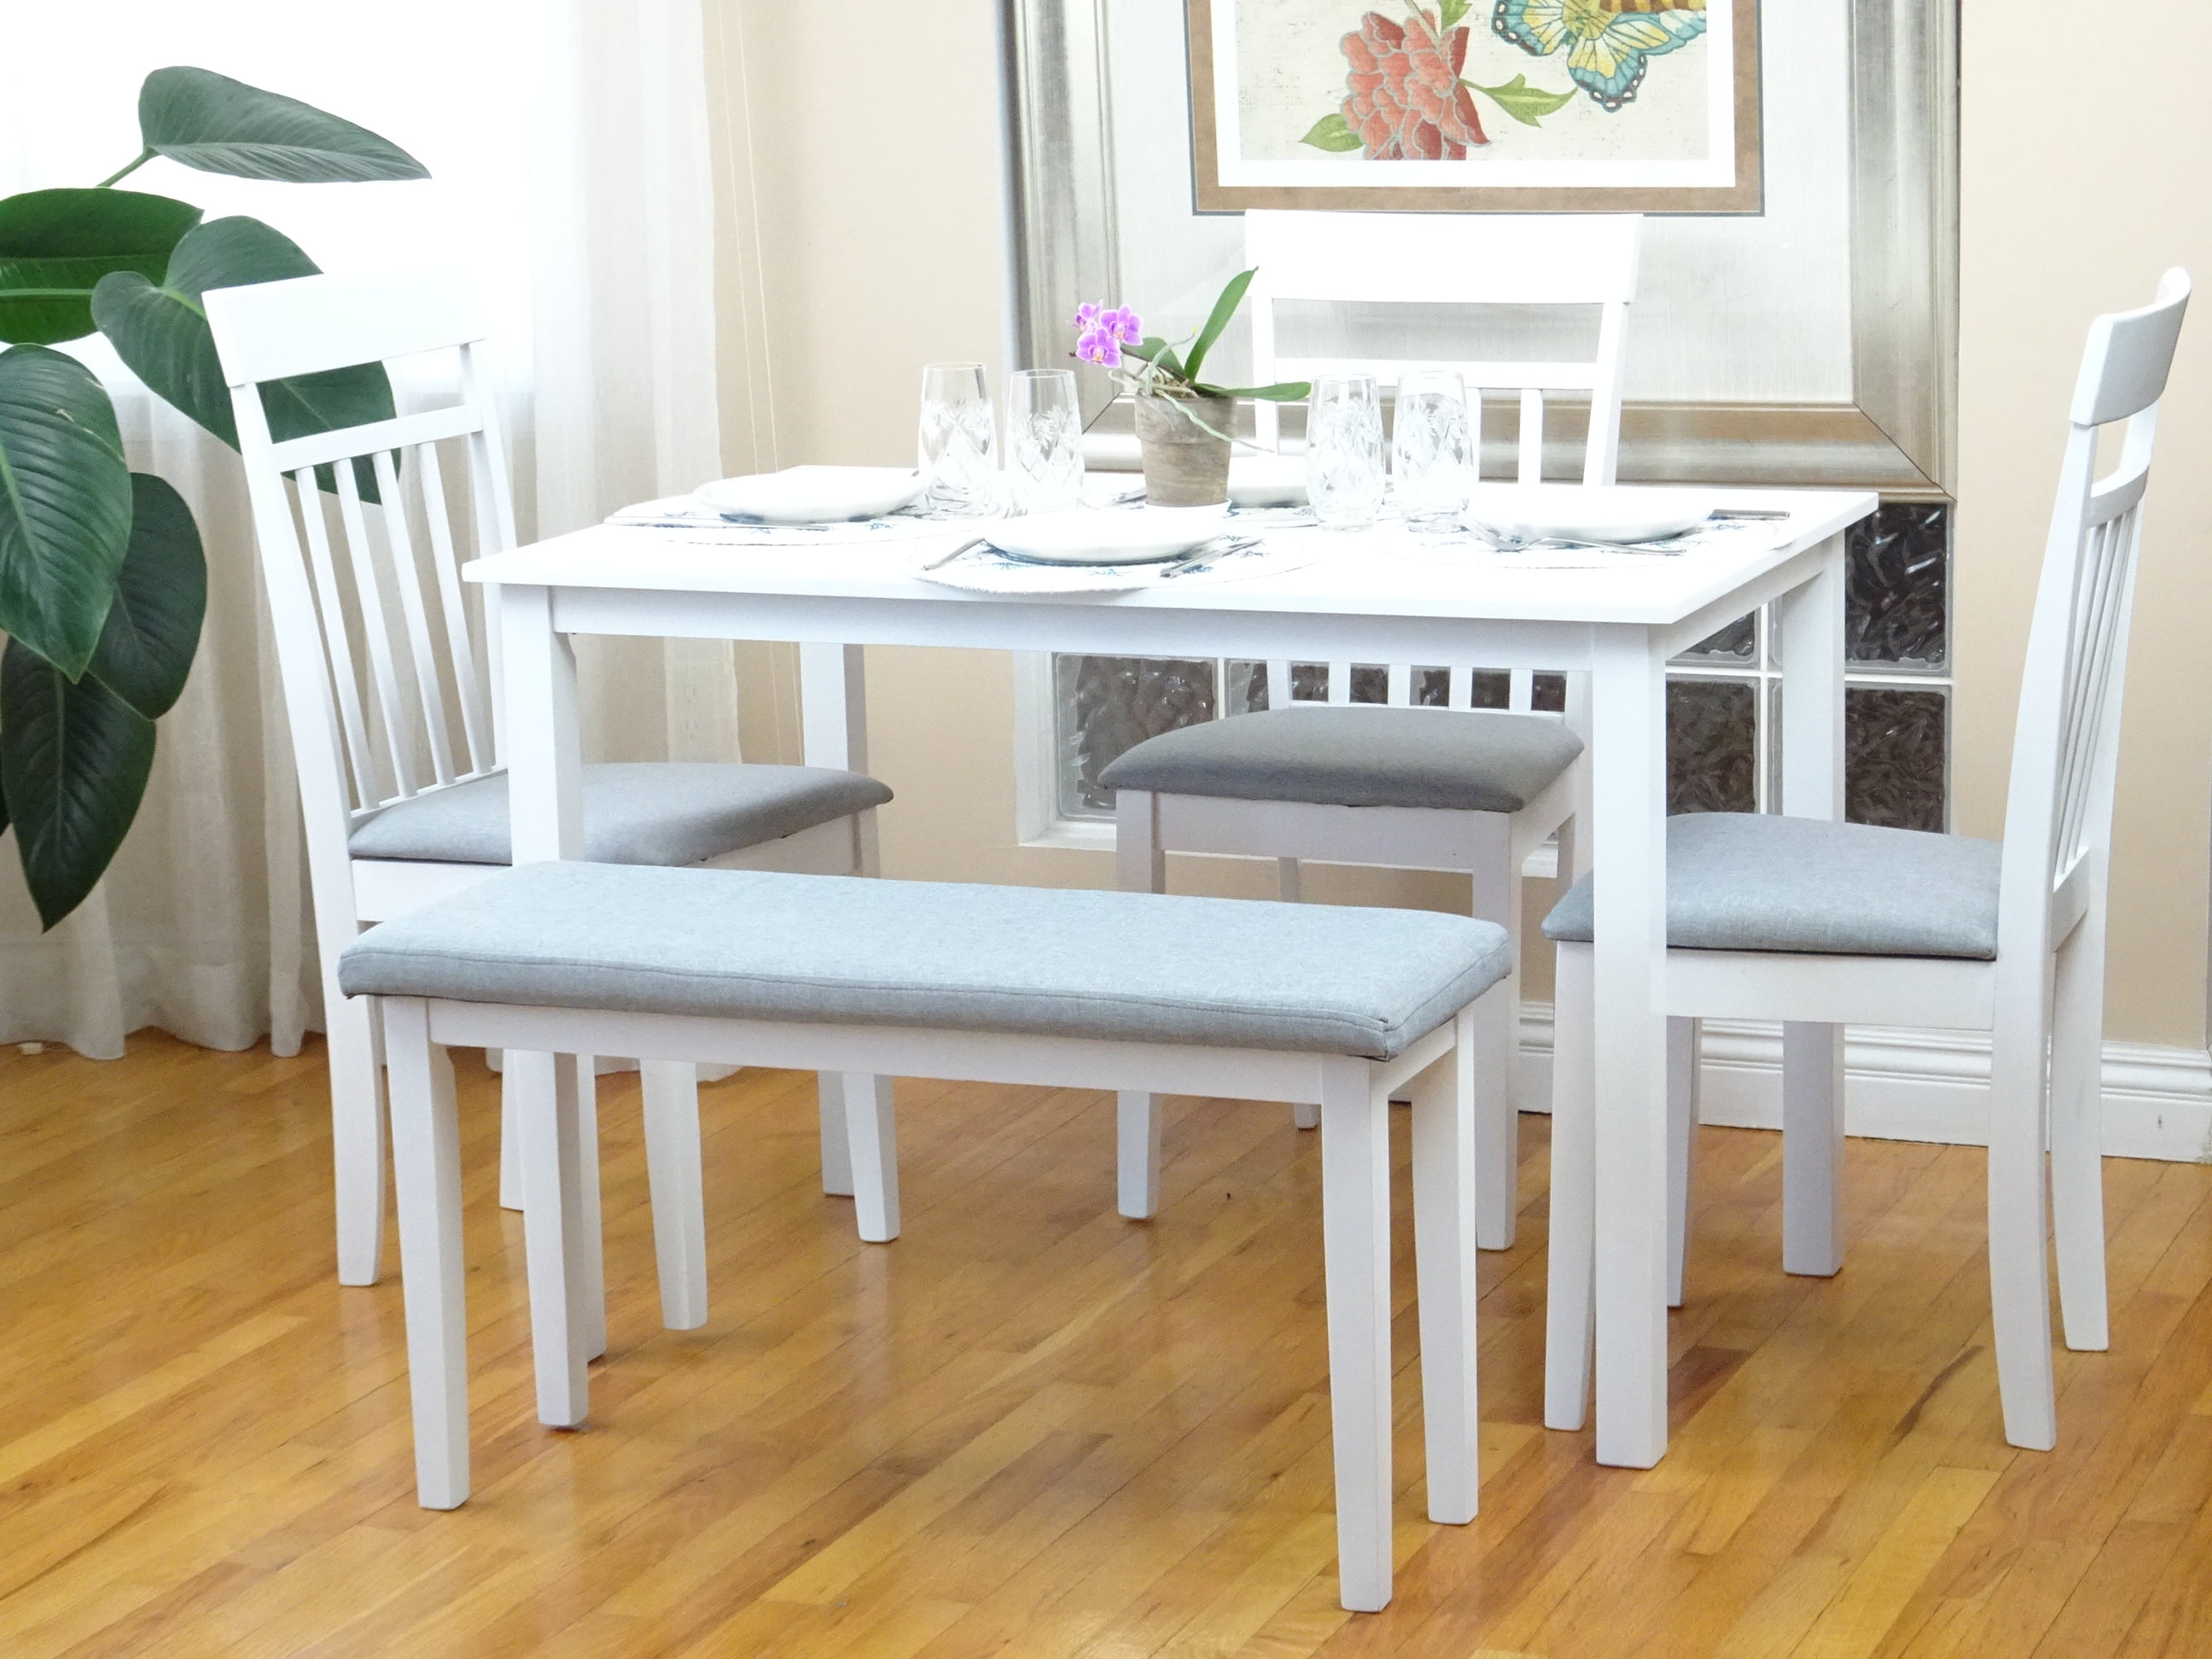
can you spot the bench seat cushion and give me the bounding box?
[337,862,1511,1060]
[1542,812,2004,960]
[347,763,892,867]
[1096,704,1582,815]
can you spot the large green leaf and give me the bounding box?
[0,637,156,929]
[1184,269,1254,384]
[91,217,395,492]
[139,67,429,183]
[1300,113,1365,154]
[0,346,131,677]
[89,474,204,719]
[0,189,202,346]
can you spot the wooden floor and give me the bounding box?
[4,1037,2212,1658]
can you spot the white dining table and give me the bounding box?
[466,484,1878,1469]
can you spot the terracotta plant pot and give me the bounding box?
[1135,393,1233,507]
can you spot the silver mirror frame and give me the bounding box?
[999,0,1957,497]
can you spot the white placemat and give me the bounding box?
[912,533,1324,596]
[606,493,998,546]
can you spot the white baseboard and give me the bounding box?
[1514,1002,2212,1164]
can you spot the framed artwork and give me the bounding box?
[1187,0,1762,213]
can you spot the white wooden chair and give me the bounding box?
[342,860,1509,1613]
[204,270,899,1308]
[1543,269,2192,1452]
[1105,213,1639,1249]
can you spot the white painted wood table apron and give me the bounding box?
[467,486,1876,1469]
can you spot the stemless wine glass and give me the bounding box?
[1004,368,1083,515]
[1392,368,1474,531]
[1305,373,1385,530]
[917,362,998,515]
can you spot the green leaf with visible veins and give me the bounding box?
[138,67,429,183]
[89,474,205,720]
[1,637,157,929]
[0,345,132,677]
[1467,74,1577,127]
[1301,113,1364,153]
[0,189,202,346]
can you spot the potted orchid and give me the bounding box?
[1073,269,1307,507]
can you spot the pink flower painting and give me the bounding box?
[1341,9,1487,159]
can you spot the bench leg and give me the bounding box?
[840,1074,900,1243]
[1117,1091,1161,1220]
[1545,942,1596,1433]
[383,998,469,1508]
[1667,1017,1702,1309]
[1320,1061,1394,1613]
[641,1061,708,1328]
[512,1050,591,1429]
[1412,1004,1481,1525]
[498,1061,524,1211]
[326,983,387,1284]
[1782,1022,1845,1278]
[818,1074,854,1196]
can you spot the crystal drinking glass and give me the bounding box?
[1305,373,1385,530]
[1005,368,1083,515]
[917,362,998,515]
[1392,368,1474,531]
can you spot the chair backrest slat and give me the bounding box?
[415,439,494,772]
[1243,212,1639,713]
[1998,269,2189,961]
[291,470,383,807]
[269,404,483,475]
[371,446,457,789]
[333,457,423,800]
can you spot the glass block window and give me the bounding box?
[1667,500,1952,828]
[1047,502,1952,830]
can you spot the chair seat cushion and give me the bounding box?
[1096,704,1582,815]
[347,763,892,868]
[1541,812,2004,960]
[336,862,1511,1061]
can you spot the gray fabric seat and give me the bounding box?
[347,763,892,867]
[1096,704,1583,815]
[1541,812,2004,960]
[337,861,1511,1061]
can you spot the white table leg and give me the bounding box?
[1588,631,1671,1469]
[800,642,883,1208]
[1773,538,1848,1278]
[498,585,583,865]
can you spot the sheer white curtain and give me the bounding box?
[0,0,732,1055]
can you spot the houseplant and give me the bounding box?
[1073,269,1308,506]
[0,67,426,928]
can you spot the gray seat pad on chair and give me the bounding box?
[347,763,892,867]
[1097,704,1582,814]
[337,862,1511,1060]
[1542,812,2003,959]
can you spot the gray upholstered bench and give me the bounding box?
[338,859,1511,1612]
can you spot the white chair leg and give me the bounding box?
[1292,1100,1321,1131]
[1667,1016,1701,1308]
[818,1074,855,1197]
[1988,975,2060,1451]
[1319,1061,1395,1613]
[576,1059,608,1360]
[382,998,469,1509]
[1470,859,1521,1250]
[1276,857,1303,902]
[511,1050,591,1429]
[498,1063,523,1212]
[840,1074,900,1243]
[1544,941,1596,1432]
[1117,1091,1162,1219]
[1781,1022,1845,1277]
[2050,912,2110,1352]
[1411,1004,1481,1526]
[640,1061,708,1330]
[325,985,387,1285]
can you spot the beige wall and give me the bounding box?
[704,0,2212,1047]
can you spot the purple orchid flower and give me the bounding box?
[1072,300,1143,369]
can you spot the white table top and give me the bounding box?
[467,487,1877,633]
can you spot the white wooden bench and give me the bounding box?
[340,859,1513,1611]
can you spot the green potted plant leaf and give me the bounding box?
[0,67,428,929]
[1071,269,1309,507]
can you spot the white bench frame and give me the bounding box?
[379,992,1489,1614]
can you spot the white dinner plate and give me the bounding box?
[984,505,1230,564]
[1227,454,1307,508]
[1465,485,1716,545]
[694,465,924,524]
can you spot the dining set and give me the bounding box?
[198,216,2190,1614]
